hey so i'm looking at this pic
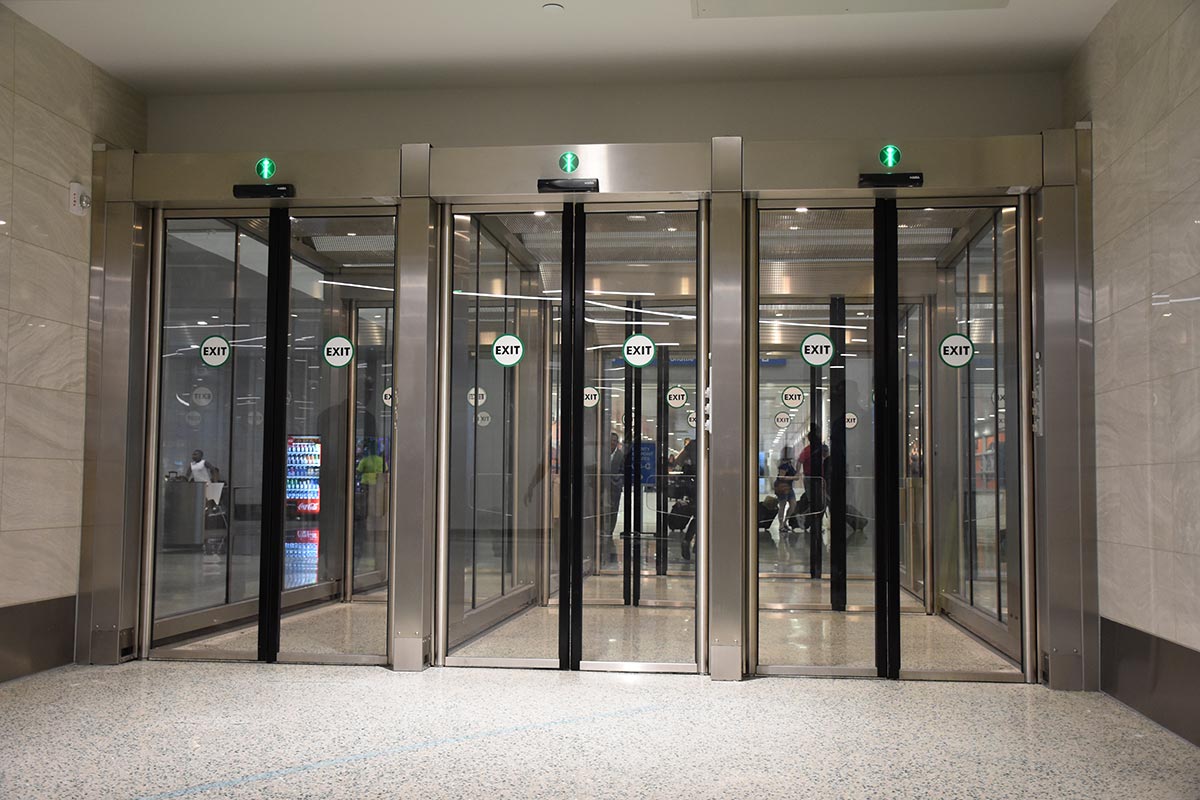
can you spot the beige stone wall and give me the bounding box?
[1065,0,1200,651]
[0,7,144,609]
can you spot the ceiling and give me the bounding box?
[2,0,1115,95]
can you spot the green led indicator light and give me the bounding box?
[559,151,579,174]
[879,145,902,169]
[255,157,276,180]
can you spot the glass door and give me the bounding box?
[579,206,699,669]
[899,204,1023,673]
[755,206,881,676]
[754,200,1026,680]
[149,216,268,658]
[278,214,395,660]
[147,210,397,663]
[443,203,700,671]
[444,209,562,665]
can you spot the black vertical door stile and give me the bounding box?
[623,301,635,607]
[873,198,902,679]
[655,346,669,576]
[558,203,587,670]
[829,297,848,613]
[257,208,292,663]
[631,301,643,606]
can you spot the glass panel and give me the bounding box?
[446,211,561,661]
[899,303,926,603]
[151,217,267,656]
[581,209,699,666]
[756,207,879,671]
[900,206,1021,673]
[353,305,392,598]
[278,215,395,657]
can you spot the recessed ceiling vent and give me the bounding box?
[693,0,1008,17]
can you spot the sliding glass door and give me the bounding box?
[148,210,397,664]
[754,200,1026,680]
[443,203,701,671]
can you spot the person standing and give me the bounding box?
[798,426,828,579]
[187,449,220,483]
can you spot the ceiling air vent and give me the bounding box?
[693,0,1008,17]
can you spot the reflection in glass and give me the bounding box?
[278,215,395,657]
[446,211,561,661]
[581,210,699,666]
[900,206,1022,674]
[151,218,266,655]
[756,207,879,671]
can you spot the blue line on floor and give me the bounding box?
[133,703,662,799]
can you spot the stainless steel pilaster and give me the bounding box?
[390,143,439,671]
[708,136,747,681]
[81,147,152,665]
[1033,128,1098,690]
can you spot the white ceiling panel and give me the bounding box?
[1,0,1115,94]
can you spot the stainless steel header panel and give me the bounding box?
[745,136,1043,199]
[132,150,402,207]
[429,142,710,203]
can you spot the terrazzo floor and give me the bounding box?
[1,661,1197,799]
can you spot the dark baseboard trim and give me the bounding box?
[1101,617,1200,746]
[0,596,76,683]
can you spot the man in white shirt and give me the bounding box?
[188,449,220,483]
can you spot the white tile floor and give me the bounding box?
[1,661,1197,799]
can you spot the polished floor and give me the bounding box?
[452,602,1015,673]
[2,661,1198,799]
[166,573,1007,672]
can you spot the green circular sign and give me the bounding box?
[199,335,231,368]
[938,333,975,368]
[255,157,276,180]
[622,333,656,368]
[322,335,355,367]
[781,385,806,409]
[493,333,525,367]
[800,332,835,368]
[879,144,902,169]
[559,151,580,174]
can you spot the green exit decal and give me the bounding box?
[255,157,276,180]
[878,145,902,169]
[559,151,579,174]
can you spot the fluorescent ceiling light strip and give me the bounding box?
[453,290,552,301]
[585,318,669,326]
[762,320,868,331]
[588,341,680,352]
[321,279,394,292]
[585,298,696,319]
[543,289,657,297]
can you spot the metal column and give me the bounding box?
[1033,128,1098,690]
[708,136,747,680]
[78,148,152,666]
[392,143,440,671]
